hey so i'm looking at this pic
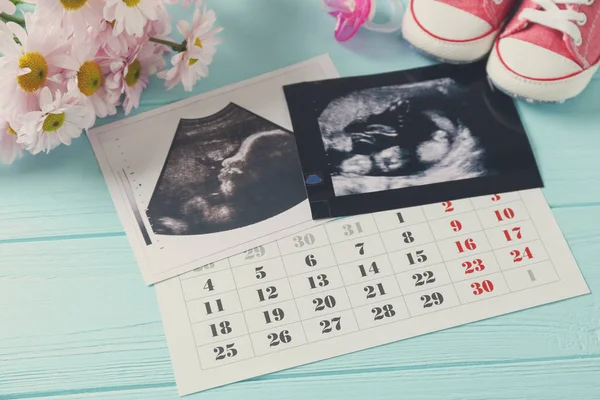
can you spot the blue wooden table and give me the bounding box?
[2,1,600,399]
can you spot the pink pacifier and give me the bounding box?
[322,0,404,42]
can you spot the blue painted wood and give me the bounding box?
[1,1,600,399]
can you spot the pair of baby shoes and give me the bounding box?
[402,0,599,102]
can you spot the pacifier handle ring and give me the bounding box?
[362,0,404,33]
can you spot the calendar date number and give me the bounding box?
[294,233,316,248]
[462,258,485,275]
[471,280,494,295]
[214,343,237,360]
[364,283,386,299]
[268,330,292,347]
[511,247,534,263]
[406,250,427,265]
[313,295,336,311]
[320,317,342,334]
[245,246,266,259]
[372,304,396,320]
[412,271,435,287]
[421,292,444,308]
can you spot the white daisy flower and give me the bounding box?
[158,6,222,91]
[0,0,16,15]
[34,0,104,39]
[103,0,163,37]
[54,41,118,117]
[17,86,96,154]
[0,113,25,164]
[0,14,68,113]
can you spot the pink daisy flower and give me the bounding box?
[0,113,25,164]
[54,40,118,118]
[92,19,140,55]
[104,42,165,115]
[103,0,163,37]
[144,2,171,39]
[34,0,104,39]
[0,15,68,114]
[158,6,222,91]
[17,86,95,154]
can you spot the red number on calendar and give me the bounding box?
[503,227,522,242]
[511,247,534,263]
[450,220,462,232]
[455,238,477,253]
[494,207,515,222]
[491,194,501,201]
[443,201,454,212]
[462,258,486,274]
[471,280,494,295]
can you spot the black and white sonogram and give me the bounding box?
[146,103,307,235]
[284,61,543,219]
[320,78,488,196]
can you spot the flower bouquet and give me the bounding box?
[0,0,222,164]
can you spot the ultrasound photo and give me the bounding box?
[146,103,307,235]
[320,78,491,196]
[284,61,543,219]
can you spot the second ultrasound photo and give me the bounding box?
[284,61,543,219]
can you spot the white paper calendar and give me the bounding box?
[155,189,589,396]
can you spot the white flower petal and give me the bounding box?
[39,87,53,112]
[0,0,16,15]
[7,22,27,49]
[176,20,190,36]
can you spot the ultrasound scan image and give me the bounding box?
[146,103,307,235]
[284,62,542,219]
[318,78,489,197]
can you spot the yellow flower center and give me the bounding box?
[124,59,142,87]
[107,20,115,28]
[7,125,17,136]
[188,37,204,66]
[42,113,66,132]
[123,0,140,7]
[77,61,103,97]
[17,52,48,93]
[59,0,88,11]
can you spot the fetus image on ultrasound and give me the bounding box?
[319,78,489,196]
[146,103,307,235]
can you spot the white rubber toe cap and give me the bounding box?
[412,0,493,40]
[496,38,582,79]
[487,38,598,102]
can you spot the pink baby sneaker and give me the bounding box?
[487,0,600,102]
[402,0,519,63]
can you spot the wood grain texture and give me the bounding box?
[1,1,600,399]
[15,358,600,400]
[1,206,599,399]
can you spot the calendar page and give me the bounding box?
[155,189,589,396]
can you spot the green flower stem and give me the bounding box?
[0,12,25,25]
[149,37,186,52]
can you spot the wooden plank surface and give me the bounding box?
[1,1,600,399]
[1,206,599,399]
[18,358,600,400]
